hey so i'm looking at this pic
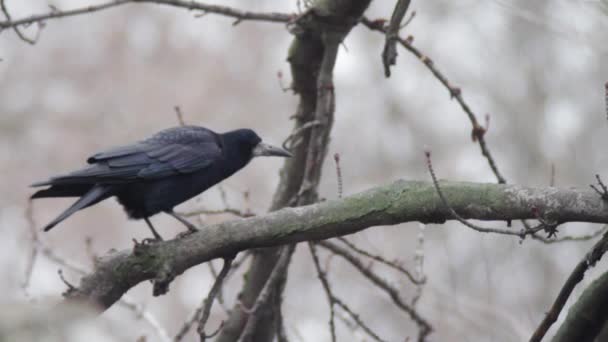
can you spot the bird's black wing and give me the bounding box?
[33,126,223,186]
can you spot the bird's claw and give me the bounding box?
[175,228,198,239]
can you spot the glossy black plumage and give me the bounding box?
[31,126,291,237]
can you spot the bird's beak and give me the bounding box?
[253,142,292,158]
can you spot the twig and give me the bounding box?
[318,240,432,342]
[333,297,385,342]
[281,120,322,151]
[590,174,608,200]
[333,153,343,199]
[530,230,608,342]
[22,201,39,294]
[308,242,337,342]
[425,150,554,238]
[382,0,411,77]
[336,237,422,284]
[174,258,233,341]
[195,258,232,341]
[182,188,255,218]
[605,82,607,122]
[0,0,41,44]
[310,242,385,342]
[119,296,172,342]
[174,106,186,126]
[531,225,608,244]
[0,0,292,33]
[238,245,294,342]
[412,223,426,306]
[363,18,506,184]
[58,269,76,291]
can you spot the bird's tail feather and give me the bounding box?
[31,184,94,199]
[42,185,113,231]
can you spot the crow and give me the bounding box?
[30,126,291,239]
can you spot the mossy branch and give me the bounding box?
[65,180,608,311]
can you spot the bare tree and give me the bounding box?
[4,1,608,341]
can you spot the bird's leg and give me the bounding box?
[166,210,199,233]
[144,216,163,241]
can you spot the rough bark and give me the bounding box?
[217,0,372,340]
[66,180,608,311]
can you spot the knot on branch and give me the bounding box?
[153,262,175,296]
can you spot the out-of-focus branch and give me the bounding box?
[308,243,337,342]
[174,257,233,342]
[237,245,294,342]
[23,203,170,341]
[318,240,432,341]
[382,0,411,77]
[530,231,608,342]
[337,236,422,284]
[0,0,291,32]
[551,269,608,342]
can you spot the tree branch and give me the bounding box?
[530,231,608,342]
[63,180,608,311]
[0,0,291,31]
[382,0,411,77]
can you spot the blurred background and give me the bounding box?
[1,0,608,341]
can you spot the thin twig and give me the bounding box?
[382,0,411,77]
[336,237,422,284]
[425,150,554,238]
[0,0,41,44]
[0,0,291,33]
[281,120,322,151]
[318,241,432,342]
[530,230,608,342]
[333,153,343,199]
[590,174,608,200]
[238,245,294,342]
[412,223,426,306]
[174,106,186,126]
[22,201,39,294]
[363,18,506,184]
[174,258,233,341]
[308,242,337,342]
[605,82,607,122]
[531,225,608,244]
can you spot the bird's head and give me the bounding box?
[229,129,292,158]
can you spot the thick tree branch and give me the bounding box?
[64,180,608,311]
[551,270,608,342]
[530,231,608,342]
[217,1,371,341]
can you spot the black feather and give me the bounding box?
[29,126,285,237]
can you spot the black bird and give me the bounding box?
[30,126,291,239]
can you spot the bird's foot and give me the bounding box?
[175,227,199,239]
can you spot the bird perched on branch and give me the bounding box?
[30,126,291,240]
